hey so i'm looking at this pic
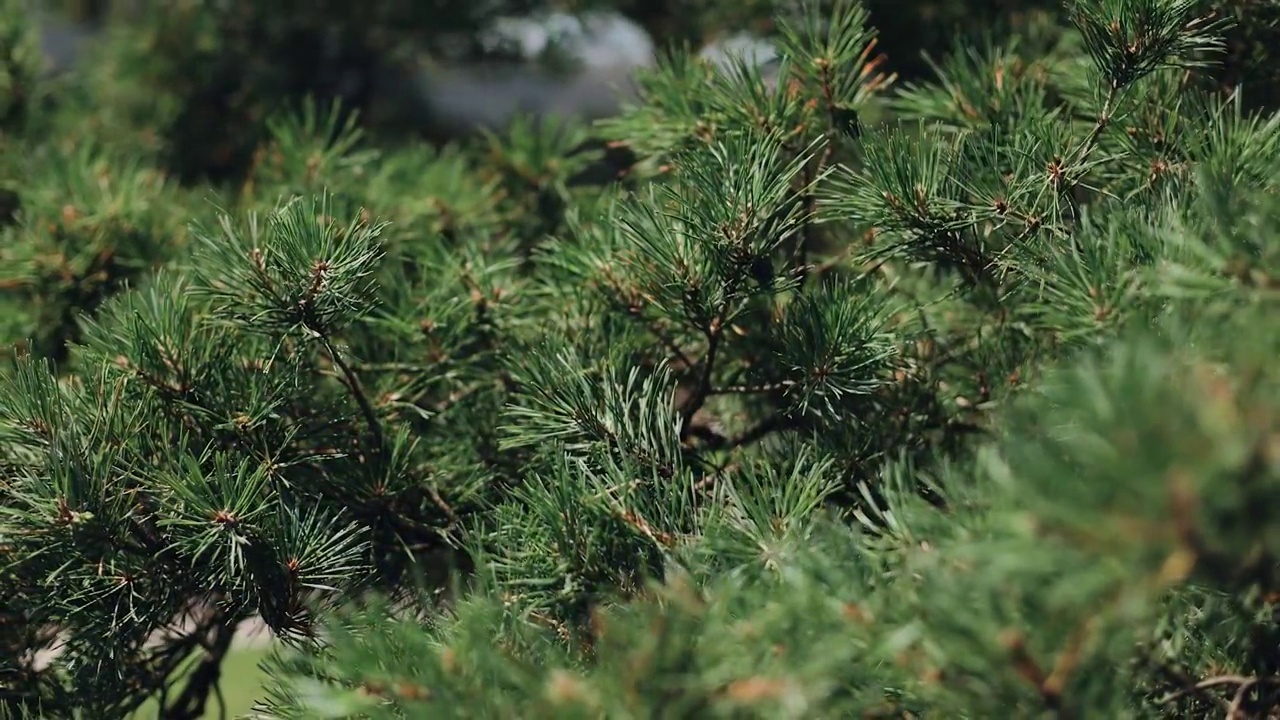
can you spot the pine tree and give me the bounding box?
[2,0,1279,717]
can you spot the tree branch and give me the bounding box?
[1157,674,1280,715]
[320,333,385,457]
[679,314,728,442]
[160,612,239,720]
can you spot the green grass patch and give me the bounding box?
[130,646,272,720]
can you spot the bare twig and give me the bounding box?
[680,339,719,439]
[1156,673,1280,715]
[680,310,729,441]
[427,484,461,534]
[1227,678,1258,719]
[319,334,385,456]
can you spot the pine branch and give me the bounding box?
[1075,81,1122,168]
[8,1,1280,716]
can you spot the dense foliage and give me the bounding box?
[2,0,1279,717]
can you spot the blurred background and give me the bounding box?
[24,0,1280,186]
[23,0,1072,183]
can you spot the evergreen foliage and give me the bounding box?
[2,0,1279,717]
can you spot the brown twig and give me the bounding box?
[319,334,385,457]
[680,312,728,442]
[1227,677,1261,719]
[426,484,461,534]
[1158,674,1280,718]
[999,629,1062,711]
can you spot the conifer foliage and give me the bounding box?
[2,0,1279,717]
